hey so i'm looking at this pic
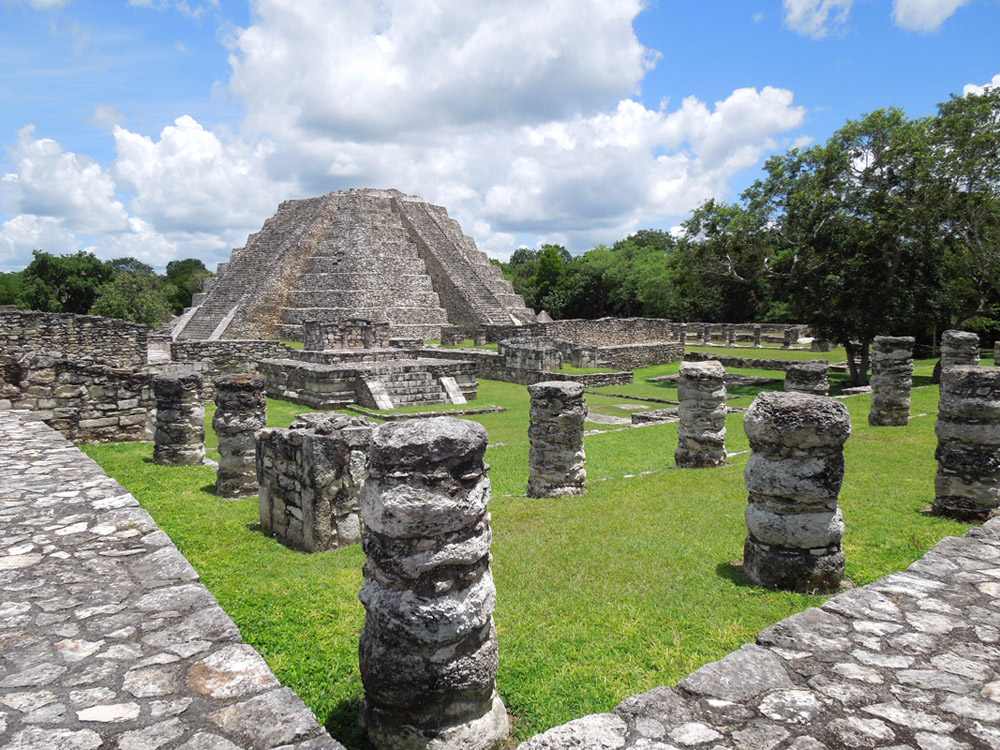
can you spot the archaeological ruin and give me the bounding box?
[213,373,267,497]
[152,371,206,466]
[526,381,588,497]
[869,335,915,427]
[675,360,727,468]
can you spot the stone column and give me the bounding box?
[782,328,794,349]
[152,372,204,466]
[725,324,735,346]
[743,392,850,591]
[995,340,1000,366]
[933,366,1000,520]
[678,323,687,345]
[359,417,508,750]
[213,373,266,497]
[784,360,829,396]
[753,324,762,348]
[939,329,979,388]
[473,330,487,347]
[526,381,587,497]
[869,336,915,427]
[675,360,727,468]
[701,324,711,345]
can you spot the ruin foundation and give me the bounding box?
[675,360,727,468]
[152,372,205,466]
[869,335,915,427]
[784,360,829,396]
[526,381,587,497]
[359,417,508,750]
[213,373,267,497]
[743,391,851,591]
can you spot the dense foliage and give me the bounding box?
[0,251,212,328]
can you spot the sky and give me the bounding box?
[1,0,998,272]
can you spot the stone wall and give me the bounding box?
[170,339,294,374]
[303,318,391,350]
[0,308,148,367]
[595,342,683,370]
[685,351,800,371]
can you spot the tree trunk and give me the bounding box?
[844,341,860,386]
[843,340,871,387]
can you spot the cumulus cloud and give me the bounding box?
[964,73,1000,96]
[892,0,971,32]
[0,215,79,267]
[782,0,853,38]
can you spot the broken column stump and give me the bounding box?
[256,414,372,551]
[869,336,915,427]
[213,373,267,497]
[152,372,205,466]
[933,365,1000,520]
[675,360,727,468]
[784,360,830,396]
[526,381,587,497]
[359,417,508,750]
[743,391,851,591]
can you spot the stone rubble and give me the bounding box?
[784,360,830,396]
[0,410,340,749]
[869,335,916,427]
[256,414,373,552]
[933,365,1000,520]
[358,417,508,750]
[527,381,588,497]
[152,372,205,466]
[675,361,727,468]
[212,373,267,498]
[743,391,851,591]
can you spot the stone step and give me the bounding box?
[302,256,428,275]
[286,290,442,309]
[278,306,450,326]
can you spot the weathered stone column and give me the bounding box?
[753,324,762,348]
[743,392,850,591]
[678,323,687,345]
[782,328,795,349]
[995,340,1000,367]
[869,336,915,427]
[359,417,508,750]
[941,329,980,369]
[726,324,735,346]
[933,366,1000,520]
[675,360,727,468]
[784,360,829,396]
[213,373,266,497]
[152,372,204,466]
[701,324,711,345]
[527,381,587,497]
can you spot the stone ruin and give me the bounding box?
[303,318,391,351]
[174,188,535,343]
[784,360,829,396]
[743,391,850,591]
[869,335,915,427]
[527,381,587,497]
[359,417,508,749]
[675,360,727,468]
[256,414,373,552]
[152,372,205,466]
[938,328,979,386]
[213,373,267,497]
[933,365,1000,520]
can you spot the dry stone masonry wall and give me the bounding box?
[152,372,205,466]
[675,360,727,469]
[358,417,508,750]
[213,373,267,498]
[303,318,391,350]
[933,365,1000,520]
[256,415,372,552]
[869,335,915,427]
[784,360,829,396]
[0,307,148,367]
[743,391,851,591]
[527,381,588,497]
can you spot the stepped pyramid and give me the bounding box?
[175,188,536,341]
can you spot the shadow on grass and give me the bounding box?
[325,695,366,750]
[715,560,756,589]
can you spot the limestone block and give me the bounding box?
[152,372,205,466]
[526,381,587,497]
[213,373,267,498]
[784,361,829,396]
[869,336,914,427]
[933,365,1000,520]
[742,391,851,591]
[359,417,508,750]
[675,361,727,468]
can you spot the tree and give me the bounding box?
[0,272,24,307]
[91,273,172,328]
[19,250,113,314]
[164,258,213,314]
[533,245,566,303]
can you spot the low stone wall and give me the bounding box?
[170,339,294,373]
[596,342,683,370]
[0,352,153,443]
[685,351,798,371]
[0,307,148,367]
[303,318,390,350]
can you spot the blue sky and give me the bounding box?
[1,0,998,271]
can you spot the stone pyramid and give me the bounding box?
[175,188,535,341]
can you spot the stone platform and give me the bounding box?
[0,410,341,750]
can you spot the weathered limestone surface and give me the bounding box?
[675,361,727,468]
[933,365,1000,520]
[152,372,205,466]
[527,381,587,497]
[519,517,1000,749]
[743,391,851,591]
[869,335,915,427]
[257,414,373,551]
[0,410,341,750]
[359,417,508,750]
[937,329,980,387]
[784,360,829,396]
[213,373,266,497]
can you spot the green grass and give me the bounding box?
[83,373,972,747]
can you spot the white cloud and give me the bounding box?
[0,215,79,267]
[783,0,853,38]
[15,0,71,9]
[964,73,1000,96]
[892,0,971,32]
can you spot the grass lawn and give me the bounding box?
[82,360,971,747]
